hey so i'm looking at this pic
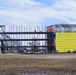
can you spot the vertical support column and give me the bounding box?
[47,26,57,53]
[0,25,5,53]
[1,40,5,53]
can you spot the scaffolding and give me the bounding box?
[0,25,22,53]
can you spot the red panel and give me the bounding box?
[47,26,54,32]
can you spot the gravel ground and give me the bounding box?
[0,53,76,59]
[45,55,76,59]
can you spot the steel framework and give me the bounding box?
[0,25,56,54]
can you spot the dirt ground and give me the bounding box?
[0,53,76,59]
[0,53,76,75]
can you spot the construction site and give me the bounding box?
[0,24,76,54]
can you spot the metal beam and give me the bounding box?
[0,32,54,34]
[0,39,55,41]
[0,46,51,48]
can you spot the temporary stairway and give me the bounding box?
[0,25,22,53]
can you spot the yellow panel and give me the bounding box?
[56,32,76,52]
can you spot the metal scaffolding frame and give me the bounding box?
[0,25,56,54]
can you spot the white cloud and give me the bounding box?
[0,0,76,27]
[50,0,76,24]
[1,0,41,10]
[52,0,76,10]
[8,0,40,5]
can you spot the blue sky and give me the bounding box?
[0,0,76,28]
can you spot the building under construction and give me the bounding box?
[0,24,76,54]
